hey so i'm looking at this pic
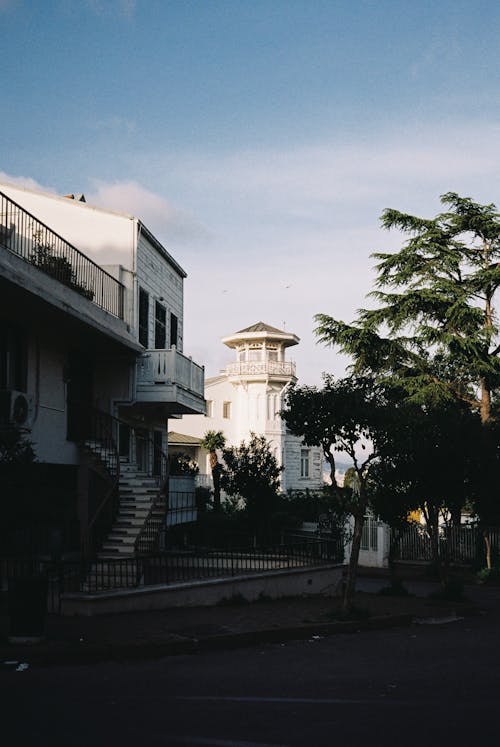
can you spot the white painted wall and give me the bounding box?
[0,182,136,268]
[0,182,187,351]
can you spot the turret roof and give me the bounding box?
[222,321,299,349]
[235,321,287,335]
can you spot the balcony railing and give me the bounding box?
[137,347,204,396]
[0,190,125,319]
[225,360,296,377]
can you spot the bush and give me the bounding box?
[477,566,500,584]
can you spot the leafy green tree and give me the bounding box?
[201,430,226,511]
[370,400,478,579]
[221,433,282,543]
[316,193,500,424]
[282,375,401,613]
[169,451,199,477]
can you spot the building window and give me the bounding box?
[205,400,213,418]
[138,287,149,347]
[0,324,28,392]
[170,312,178,348]
[154,301,166,349]
[300,448,310,478]
[248,347,261,361]
[223,401,231,419]
[361,516,378,551]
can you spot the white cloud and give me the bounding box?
[4,120,500,387]
[0,171,55,193]
[86,180,210,245]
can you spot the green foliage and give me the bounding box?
[195,485,212,513]
[477,566,500,584]
[370,399,478,529]
[169,451,199,476]
[0,428,36,465]
[221,433,282,539]
[282,374,404,509]
[201,429,226,452]
[31,231,94,300]
[315,193,500,423]
[221,433,281,506]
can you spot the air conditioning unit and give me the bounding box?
[0,390,35,429]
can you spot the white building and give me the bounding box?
[173,322,324,493]
[0,182,204,557]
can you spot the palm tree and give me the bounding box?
[201,430,226,511]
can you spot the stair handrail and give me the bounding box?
[133,431,170,554]
[78,408,171,558]
[78,407,120,559]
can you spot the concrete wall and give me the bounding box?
[61,564,343,616]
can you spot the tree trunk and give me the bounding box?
[324,447,337,488]
[483,529,492,570]
[479,378,492,425]
[212,463,222,512]
[342,511,365,616]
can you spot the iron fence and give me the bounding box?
[1,539,343,612]
[391,524,500,565]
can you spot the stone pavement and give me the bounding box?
[1,569,497,668]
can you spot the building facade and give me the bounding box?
[0,182,204,556]
[173,322,324,493]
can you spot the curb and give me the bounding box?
[0,614,414,668]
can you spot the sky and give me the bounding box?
[2,0,500,384]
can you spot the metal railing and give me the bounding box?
[136,347,204,396]
[391,524,500,565]
[133,430,169,554]
[1,539,343,606]
[0,190,125,319]
[80,408,121,558]
[225,360,296,377]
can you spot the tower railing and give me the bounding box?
[225,360,296,377]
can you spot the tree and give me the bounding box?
[315,193,500,424]
[369,400,478,580]
[168,451,199,477]
[282,375,400,614]
[201,430,226,511]
[221,433,282,543]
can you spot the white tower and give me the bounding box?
[173,322,324,492]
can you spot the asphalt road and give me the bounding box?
[3,607,500,747]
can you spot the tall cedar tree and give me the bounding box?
[315,193,500,424]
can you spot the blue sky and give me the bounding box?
[2,0,500,382]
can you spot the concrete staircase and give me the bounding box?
[83,442,164,557]
[82,443,166,590]
[98,459,162,557]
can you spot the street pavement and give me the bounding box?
[2,600,500,746]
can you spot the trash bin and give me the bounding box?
[8,575,48,642]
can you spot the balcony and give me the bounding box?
[136,348,205,415]
[225,360,296,379]
[0,190,124,319]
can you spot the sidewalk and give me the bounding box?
[1,572,497,668]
